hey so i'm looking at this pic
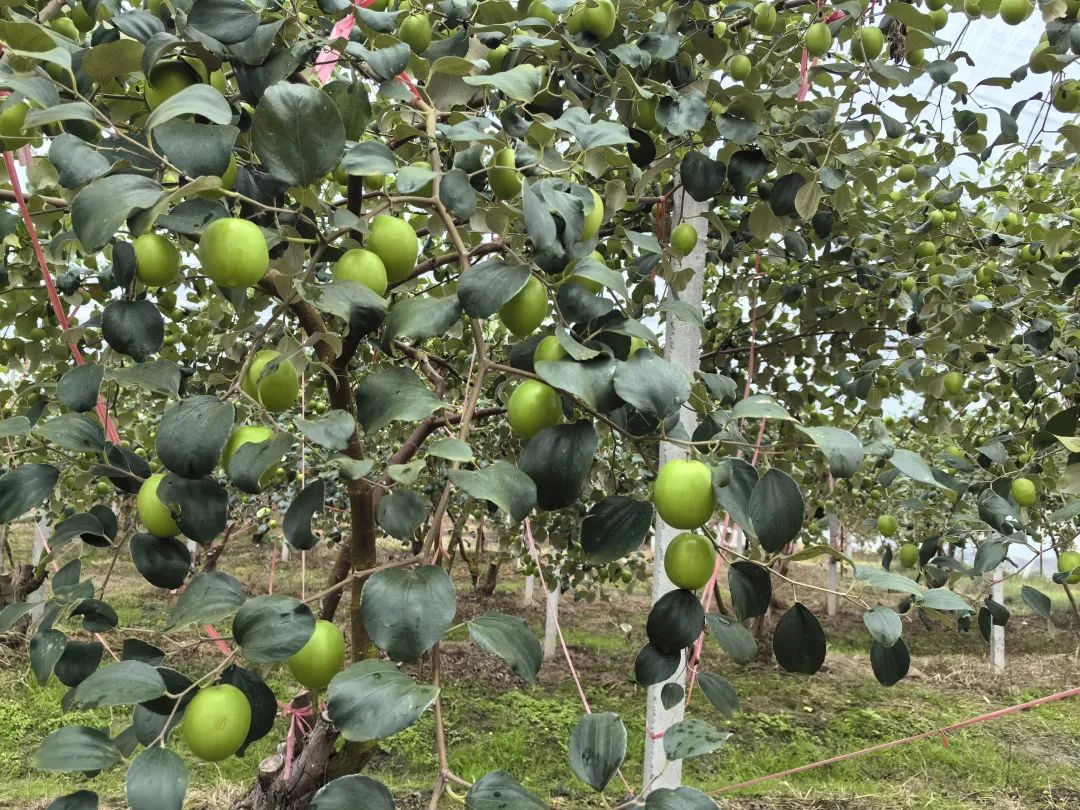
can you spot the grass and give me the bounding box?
[3,529,1080,808]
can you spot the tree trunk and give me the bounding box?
[231,716,339,810]
[642,192,707,795]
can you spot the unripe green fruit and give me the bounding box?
[897,163,916,183]
[927,209,945,228]
[999,0,1031,24]
[1053,80,1080,113]
[399,13,432,53]
[222,425,274,482]
[1011,476,1036,507]
[526,0,557,24]
[752,1,777,32]
[664,533,716,590]
[138,473,179,538]
[488,147,522,200]
[581,188,604,241]
[133,233,180,286]
[670,223,697,256]
[907,49,925,66]
[366,215,419,283]
[632,96,658,131]
[653,459,715,530]
[1058,550,1080,584]
[287,620,346,691]
[568,0,616,38]
[855,27,884,61]
[332,248,388,296]
[877,514,898,537]
[915,240,936,259]
[182,684,251,762]
[199,218,269,288]
[243,350,299,412]
[498,275,547,336]
[508,380,562,439]
[727,54,752,81]
[145,60,200,110]
[0,102,33,150]
[928,8,948,29]
[50,17,80,40]
[943,371,964,396]
[898,543,919,568]
[804,22,832,57]
[534,335,567,363]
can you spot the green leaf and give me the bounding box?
[748,469,804,554]
[889,448,947,489]
[340,141,396,175]
[230,433,295,494]
[468,612,543,684]
[680,151,725,202]
[72,661,166,708]
[427,438,473,462]
[187,0,260,43]
[305,279,388,335]
[457,261,531,318]
[870,637,910,686]
[30,629,66,685]
[645,786,718,809]
[773,602,826,674]
[232,595,315,663]
[634,643,681,687]
[376,490,427,539]
[381,294,463,352]
[71,174,164,252]
[518,421,597,511]
[101,300,165,362]
[156,474,228,543]
[663,718,730,760]
[697,672,739,715]
[356,368,445,434]
[919,588,971,613]
[580,495,654,563]
[0,601,35,633]
[308,775,395,810]
[360,566,456,662]
[855,566,923,596]
[34,727,121,773]
[1021,585,1052,620]
[535,358,620,412]
[797,426,864,478]
[0,416,31,439]
[46,790,99,810]
[731,394,795,421]
[612,351,690,421]
[166,571,245,630]
[155,121,238,179]
[357,42,411,79]
[569,712,626,792]
[0,463,59,523]
[252,82,346,187]
[55,641,104,688]
[126,747,187,810]
[284,479,325,550]
[294,410,355,451]
[449,462,537,523]
[863,606,902,647]
[130,533,191,589]
[727,561,770,621]
[82,38,145,86]
[463,65,543,101]
[145,84,232,130]
[34,413,104,453]
[327,660,439,742]
[440,167,476,219]
[705,613,756,665]
[465,772,547,810]
[156,395,234,478]
[106,359,181,397]
[49,134,110,190]
[647,589,704,655]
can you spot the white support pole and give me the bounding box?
[543,585,559,660]
[991,564,1005,672]
[826,514,839,618]
[642,193,708,795]
[524,573,535,604]
[29,513,50,622]
[280,537,290,563]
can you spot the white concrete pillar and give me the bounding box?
[642,192,707,794]
[543,585,559,660]
[524,573,535,604]
[826,514,839,617]
[991,565,1005,672]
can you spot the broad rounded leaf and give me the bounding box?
[697,672,739,716]
[727,562,771,622]
[458,261,531,318]
[71,175,163,252]
[327,660,438,742]
[252,82,346,187]
[232,595,315,663]
[0,463,60,523]
[569,712,626,792]
[869,638,910,687]
[130,533,191,589]
[634,643,682,687]
[72,660,166,708]
[448,462,537,523]
[612,351,690,421]
[34,727,121,772]
[284,479,325,551]
[145,84,232,130]
[377,489,427,539]
[646,786,718,809]
[47,791,99,810]
[465,771,547,809]
[646,589,704,655]
[356,368,445,434]
[166,571,245,630]
[156,395,234,478]
[518,421,597,511]
[309,775,395,810]
[748,469,804,553]
[580,496,654,564]
[662,717,730,760]
[361,566,456,662]
[468,611,542,683]
[57,364,104,413]
[219,665,278,755]
[863,606,903,647]
[773,603,826,675]
[125,747,187,810]
[157,474,229,544]
[705,613,756,665]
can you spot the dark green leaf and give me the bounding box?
[145,85,232,130]
[645,786,718,809]
[458,261,531,318]
[360,566,456,662]
[101,300,164,362]
[612,351,690,421]
[468,611,542,684]
[862,606,902,647]
[34,727,121,773]
[449,462,536,523]
[124,749,186,810]
[252,82,346,186]
[327,660,438,741]
[748,469,804,553]
[154,121,238,179]
[30,629,67,685]
[230,433,295,494]
[518,421,597,511]
[0,463,59,524]
[376,490,427,539]
[50,132,110,189]
[465,771,547,810]
[634,643,681,687]
[56,641,105,688]
[166,571,245,630]
[73,661,166,708]
[569,712,626,792]
[580,495,653,563]
[697,672,739,716]
[663,717,730,760]
[73,599,119,632]
[47,790,99,810]
[661,682,684,709]
[646,589,704,655]
[797,426,864,478]
[773,603,826,675]
[704,613,756,664]
[284,479,325,551]
[381,294,463,352]
[122,639,165,666]
[727,562,771,621]
[1021,585,1052,620]
[440,167,476,219]
[71,175,163,252]
[34,413,104,454]
[57,364,105,412]
[130,533,190,589]
[308,775,395,810]
[535,358,620,413]
[680,151,724,202]
[156,395,233,478]
[355,368,445,434]
[156,474,228,544]
[232,595,315,663]
[869,638,909,686]
[219,665,277,755]
[294,410,354,451]
[339,141,396,175]
[187,0,260,43]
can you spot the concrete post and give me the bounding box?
[826,514,839,617]
[543,585,559,660]
[642,192,708,794]
[991,565,1005,672]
